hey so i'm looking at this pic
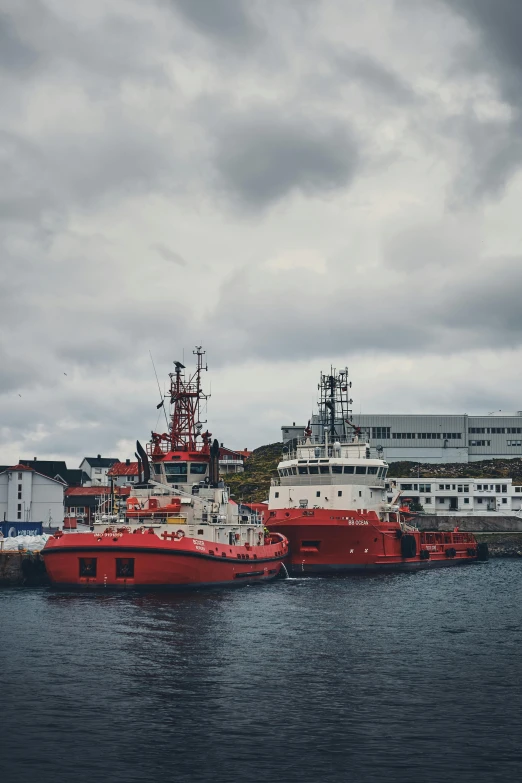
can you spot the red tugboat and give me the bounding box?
[43,348,288,590]
[266,367,488,574]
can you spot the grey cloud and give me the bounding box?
[169,0,262,47]
[332,49,416,104]
[213,111,360,208]
[0,11,39,72]
[446,1,522,104]
[205,222,522,365]
[439,0,522,196]
[153,244,187,266]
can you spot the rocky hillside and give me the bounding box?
[223,444,522,503]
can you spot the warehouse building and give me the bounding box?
[282,412,522,464]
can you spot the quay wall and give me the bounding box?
[0,552,48,587]
[416,515,522,532]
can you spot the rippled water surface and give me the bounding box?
[1,560,521,783]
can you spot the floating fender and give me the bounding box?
[445,547,457,558]
[477,542,489,561]
[420,549,430,560]
[467,547,477,557]
[401,534,417,558]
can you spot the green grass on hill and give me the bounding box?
[222,445,522,504]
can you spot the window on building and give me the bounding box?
[464,485,469,492]
[458,485,463,492]
[18,472,22,480]
[502,485,507,493]
[419,484,431,493]
[495,484,501,493]
[502,498,508,504]
[438,498,445,503]
[17,511,21,519]
[338,491,343,497]
[478,498,483,504]
[439,484,444,490]
[424,497,432,504]
[464,498,470,504]
[401,484,413,490]
[372,427,390,439]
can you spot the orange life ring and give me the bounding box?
[176,529,185,539]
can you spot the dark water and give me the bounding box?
[1,561,521,783]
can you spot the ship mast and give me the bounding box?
[149,346,210,455]
[318,367,352,441]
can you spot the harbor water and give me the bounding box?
[1,560,521,783]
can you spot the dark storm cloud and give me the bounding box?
[213,110,360,208]
[169,0,262,47]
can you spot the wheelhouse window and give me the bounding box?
[320,465,330,474]
[308,466,319,474]
[368,466,378,475]
[165,463,187,482]
[331,465,343,474]
[298,466,308,475]
[190,463,207,474]
[154,464,163,475]
[355,466,366,475]
[344,466,354,474]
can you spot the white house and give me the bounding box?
[388,477,522,515]
[79,455,120,486]
[0,464,64,526]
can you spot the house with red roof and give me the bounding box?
[219,445,252,474]
[107,459,140,487]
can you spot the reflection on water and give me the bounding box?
[1,561,522,783]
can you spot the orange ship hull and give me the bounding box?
[267,509,486,574]
[42,529,288,590]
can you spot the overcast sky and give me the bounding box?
[2,0,522,466]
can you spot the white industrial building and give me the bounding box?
[0,464,64,526]
[282,412,522,464]
[388,477,522,515]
